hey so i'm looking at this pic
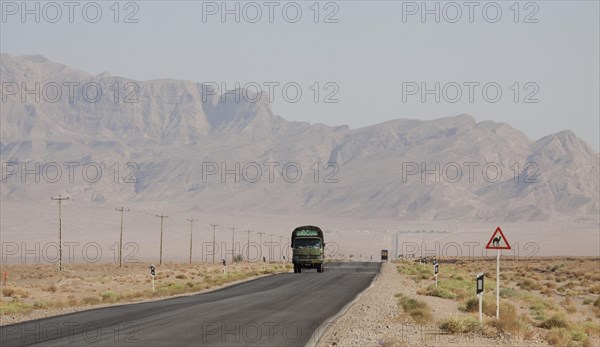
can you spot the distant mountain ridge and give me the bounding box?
[1,54,598,222]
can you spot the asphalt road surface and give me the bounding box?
[1,262,380,347]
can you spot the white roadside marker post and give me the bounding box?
[476,272,484,323]
[434,260,439,287]
[496,249,500,319]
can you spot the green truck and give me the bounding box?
[291,225,325,273]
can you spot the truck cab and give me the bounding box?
[291,225,325,273]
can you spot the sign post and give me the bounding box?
[485,226,511,319]
[496,250,499,319]
[149,265,156,292]
[476,272,484,323]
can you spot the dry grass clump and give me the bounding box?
[517,278,542,291]
[593,297,600,318]
[486,302,519,333]
[544,326,592,347]
[2,287,30,298]
[81,296,101,305]
[397,294,432,323]
[539,314,570,329]
[461,295,496,316]
[417,285,455,299]
[589,284,600,295]
[0,299,32,315]
[560,297,577,313]
[545,328,572,347]
[438,316,481,334]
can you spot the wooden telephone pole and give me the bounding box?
[210,223,219,263]
[115,206,130,267]
[156,214,168,265]
[245,230,253,262]
[230,227,235,262]
[187,218,198,263]
[257,232,265,260]
[51,195,69,271]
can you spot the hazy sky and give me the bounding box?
[1,0,598,150]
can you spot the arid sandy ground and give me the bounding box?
[0,262,291,325]
[319,258,600,347]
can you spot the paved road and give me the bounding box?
[1,262,380,346]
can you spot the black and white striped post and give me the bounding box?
[476,272,484,322]
[150,265,156,292]
[433,258,439,287]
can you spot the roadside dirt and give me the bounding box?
[317,261,598,347]
[0,262,290,325]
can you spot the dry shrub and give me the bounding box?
[82,296,100,305]
[589,284,600,294]
[518,279,542,291]
[487,302,519,333]
[539,314,570,330]
[399,295,432,323]
[462,296,495,316]
[545,328,571,346]
[439,316,481,334]
[1,287,15,297]
[417,285,455,299]
[1,287,29,298]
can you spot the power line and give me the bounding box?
[51,195,69,271]
[115,206,130,268]
[156,214,169,265]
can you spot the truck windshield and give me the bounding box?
[294,238,321,249]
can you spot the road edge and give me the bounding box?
[306,262,383,347]
[0,271,290,327]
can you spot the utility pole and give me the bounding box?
[257,232,264,260]
[187,218,198,264]
[156,214,168,265]
[51,195,69,271]
[210,223,219,263]
[115,206,130,268]
[279,235,282,262]
[245,230,252,262]
[269,233,274,262]
[230,227,236,262]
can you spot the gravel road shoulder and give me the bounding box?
[317,262,549,347]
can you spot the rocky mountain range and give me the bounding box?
[1,54,598,222]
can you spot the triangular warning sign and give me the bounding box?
[485,227,511,250]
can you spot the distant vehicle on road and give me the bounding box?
[291,225,325,273]
[381,249,388,261]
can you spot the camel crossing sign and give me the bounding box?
[484,226,510,320]
[485,227,511,250]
